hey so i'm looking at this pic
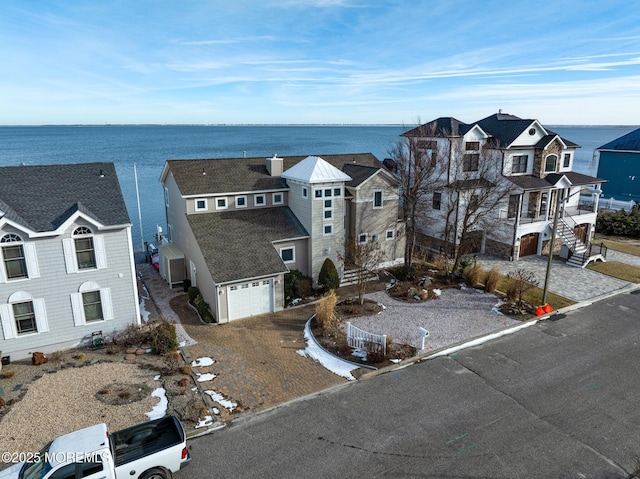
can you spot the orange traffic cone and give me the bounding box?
[543,303,553,313]
[535,306,544,316]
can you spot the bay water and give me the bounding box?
[0,124,635,253]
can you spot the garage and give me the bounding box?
[227,279,273,321]
[519,233,540,257]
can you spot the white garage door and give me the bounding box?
[228,279,273,321]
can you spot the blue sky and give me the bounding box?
[2,0,639,125]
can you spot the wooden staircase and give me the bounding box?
[341,268,378,286]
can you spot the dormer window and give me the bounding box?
[512,155,528,174]
[63,227,106,273]
[563,153,571,168]
[465,142,480,151]
[195,198,208,211]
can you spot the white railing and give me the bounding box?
[346,322,386,356]
[598,197,637,212]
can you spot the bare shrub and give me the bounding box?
[1,370,16,379]
[163,351,181,374]
[316,290,341,337]
[484,267,501,293]
[433,254,447,272]
[463,264,482,287]
[506,268,539,306]
[49,350,63,363]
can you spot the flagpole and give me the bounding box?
[134,163,145,253]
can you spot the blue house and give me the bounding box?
[595,128,640,202]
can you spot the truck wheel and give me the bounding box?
[140,468,170,479]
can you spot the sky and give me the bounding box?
[1,0,640,126]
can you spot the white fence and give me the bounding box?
[598,197,637,212]
[346,322,386,356]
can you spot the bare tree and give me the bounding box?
[441,141,516,279]
[341,237,384,305]
[387,123,446,270]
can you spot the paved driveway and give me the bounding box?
[477,254,631,302]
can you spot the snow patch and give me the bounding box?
[204,390,237,411]
[432,288,442,296]
[139,297,151,323]
[492,300,505,315]
[196,372,216,382]
[297,321,360,381]
[146,388,168,420]
[195,415,213,429]
[191,357,215,367]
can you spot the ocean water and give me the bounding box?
[0,124,635,252]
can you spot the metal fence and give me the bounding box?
[346,322,386,355]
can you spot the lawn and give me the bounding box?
[593,234,640,257]
[586,261,640,283]
[494,275,576,312]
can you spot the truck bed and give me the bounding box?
[110,416,184,467]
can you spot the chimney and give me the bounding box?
[266,154,283,177]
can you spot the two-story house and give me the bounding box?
[595,127,640,203]
[158,153,404,323]
[403,112,605,266]
[0,163,140,361]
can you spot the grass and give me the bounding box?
[495,276,576,311]
[593,234,640,257]
[586,261,640,283]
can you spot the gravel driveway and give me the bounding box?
[348,287,521,352]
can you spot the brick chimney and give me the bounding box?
[266,154,283,176]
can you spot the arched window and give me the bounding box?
[544,154,558,173]
[0,291,48,338]
[71,282,113,325]
[73,226,96,269]
[1,234,27,279]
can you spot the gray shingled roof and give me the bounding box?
[187,207,309,283]
[598,127,640,151]
[165,153,381,196]
[0,162,130,232]
[508,172,605,191]
[403,113,580,149]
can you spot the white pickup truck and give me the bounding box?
[0,416,190,479]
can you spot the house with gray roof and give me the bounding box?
[159,153,404,323]
[594,127,640,203]
[403,112,605,266]
[0,162,140,361]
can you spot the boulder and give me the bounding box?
[32,352,47,366]
[0,397,5,409]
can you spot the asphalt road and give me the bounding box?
[179,290,640,479]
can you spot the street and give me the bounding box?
[179,290,640,478]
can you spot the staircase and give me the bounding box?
[341,268,378,286]
[555,218,606,268]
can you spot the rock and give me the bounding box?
[32,352,47,366]
[0,397,5,409]
[124,354,137,361]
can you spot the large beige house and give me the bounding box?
[159,153,404,323]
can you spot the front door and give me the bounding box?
[574,224,588,244]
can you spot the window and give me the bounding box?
[432,192,441,210]
[71,282,113,326]
[511,155,528,173]
[280,247,295,263]
[386,230,394,240]
[0,291,48,339]
[507,194,519,219]
[324,189,332,197]
[315,189,322,198]
[358,233,368,243]
[324,210,332,219]
[545,155,558,173]
[215,197,228,210]
[334,188,341,197]
[254,194,266,206]
[302,187,308,198]
[563,153,571,168]
[164,187,169,207]
[272,193,284,205]
[415,139,437,150]
[1,234,27,280]
[469,194,479,209]
[539,192,548,217]
[373,191,383,209]
[323,224,333,236]
[463,154,479,172]
[324,199,332,208]
[235,195,247,208]
[73,227,96,270]
[195,199,208,211]
[13,301,36,335]
[465,141,480,151]
[82,291,104,322]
